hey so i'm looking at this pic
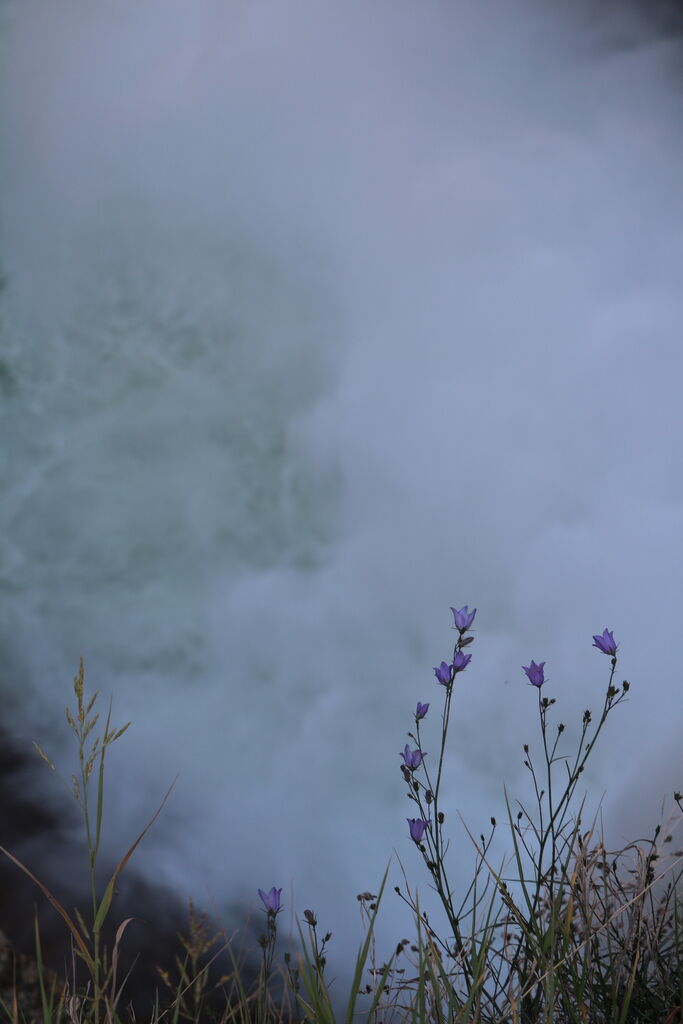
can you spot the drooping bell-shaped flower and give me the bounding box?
[400,744,426,769]
[452,650,472,674]
[592,629,618,656]
[407,818,429,842]
[433,661,452,686]
[522,660,546,688]
[451,606,477,632]
[258,887,283,915]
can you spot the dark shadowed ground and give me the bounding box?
[0,725,260,1018]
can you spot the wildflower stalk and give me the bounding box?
[401,611,479,997]
[256,888,282,1023]
[504,640,630,1012]
[528,656,628,923]
[422,641,470,961]
[399,611,644,1020]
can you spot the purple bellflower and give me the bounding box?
[523,660,546,688]
[400,744,426,769]
[407,818,429,842]
[415,701,429,720]
[434,661,452,686]
[452,650,472,673]
[451,605,477,632]
[593,629,618,656]
[258,887,282,915]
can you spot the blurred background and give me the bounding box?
[1,0,683,985]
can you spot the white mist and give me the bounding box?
[1,0,682,966]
